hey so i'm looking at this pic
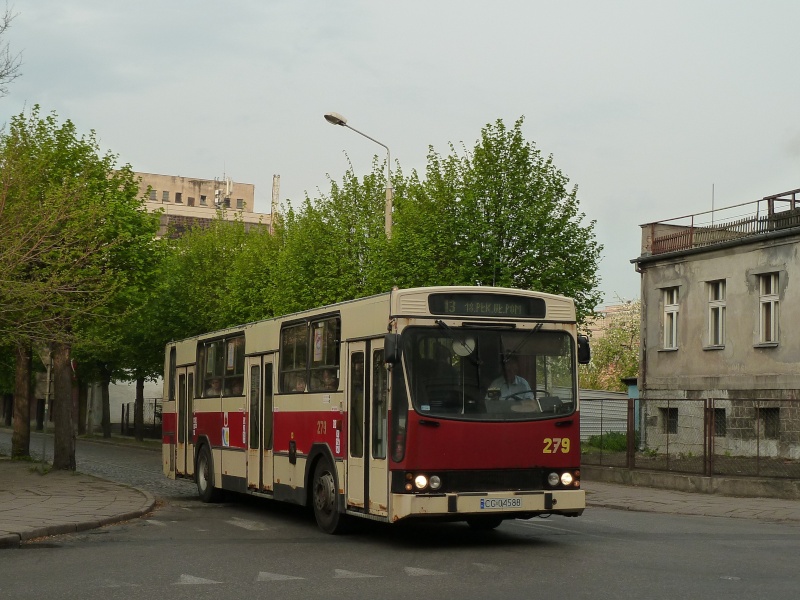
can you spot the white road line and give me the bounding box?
[225,517,272,531]
[174,574,222,585]
[334,569,382,579]
[257,572,305,581]
[512,519,603,538]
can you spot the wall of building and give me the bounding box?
[638,232,800,397]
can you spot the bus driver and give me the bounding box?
[486,355,532,401]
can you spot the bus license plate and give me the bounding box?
[480,498,521,510]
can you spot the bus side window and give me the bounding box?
[309,317,341,391]
[372,349,387,459]
[280,323,308,393]
[349,352,364,458]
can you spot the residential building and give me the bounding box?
[632,188,800,461]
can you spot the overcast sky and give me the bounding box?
[4,1,799,305]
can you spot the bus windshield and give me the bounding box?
[402,326,576,421]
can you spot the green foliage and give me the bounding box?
[2,112,606,388]
[391,117,603,321]
[584,431,636,452]
[0,105,158,348]
[580,299,640,392]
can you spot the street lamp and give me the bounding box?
[324,112,394,238]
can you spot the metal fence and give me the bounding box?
[121,398,162,439]
[581,397,800,479]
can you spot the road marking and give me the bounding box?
[174,574,222,585]
[143,520,167,526]
[513,519,603,538]
[334,569,382,579]
[225,517,271,531]
[471,563,499,572]
[257,572,305,581]
[405,567,449,576]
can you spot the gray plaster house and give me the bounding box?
[632,188,800,466]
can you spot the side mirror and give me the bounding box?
[385,333,401,364]
[577,334,591,365]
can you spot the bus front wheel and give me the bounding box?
[312,459,348,534]
[196,444,221,503]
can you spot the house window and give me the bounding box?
[714,408,727,437]
[659,407,678,434]
[707,280,726,347]
[663,287,679,349]
[162,190,170,202]
[759,273,779,344]
[187,196,195,207]
[200,195,207,206]
[236,198,244,210]
[175,192,183,204]
[149,189,157,202]
[758,407,780,440]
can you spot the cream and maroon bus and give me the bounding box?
[162,286,590,533]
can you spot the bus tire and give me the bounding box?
[312,458,348,534]
[196,444,221,503]
[466,516,503,530]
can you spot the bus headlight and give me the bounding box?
[414,475,428,490]
[429,475,442,490]
[547,472,560,487]
[560,472,574,486]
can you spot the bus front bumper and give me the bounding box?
[390,489,585,523]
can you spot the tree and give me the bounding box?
[272,161,391,314]
[0,106,157,467]
[580,300,640,392]
[392,117,603,321]
[0,5,21,97]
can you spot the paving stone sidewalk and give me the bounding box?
[0,458,155,549]
[584,479,800,522]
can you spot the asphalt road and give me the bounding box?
[1,429,798,600]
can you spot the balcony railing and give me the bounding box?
[645,188,800,256]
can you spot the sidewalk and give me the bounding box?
[0,457,155,549]
[584,479,800,523]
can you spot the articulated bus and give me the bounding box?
[162,286,590,533]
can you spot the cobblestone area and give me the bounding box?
[0,429,196,500]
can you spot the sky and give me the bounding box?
[3,1,799,306]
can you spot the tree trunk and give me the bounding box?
[52,342,76,470]
[134,377,145,442]
[100,363,112,438]
[11,344,32,458]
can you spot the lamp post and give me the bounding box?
[324,112,393,239]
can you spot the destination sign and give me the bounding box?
[428,293,546,319]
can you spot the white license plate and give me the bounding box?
[480,497,522,510]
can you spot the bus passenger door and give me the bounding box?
[246,355,274,492]
[176,367,194,476]
[346,343,367,510]
[368,343,388,516]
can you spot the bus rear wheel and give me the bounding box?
[196,444,221,503]
[312,459,348,534]
[466,516,504,530]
